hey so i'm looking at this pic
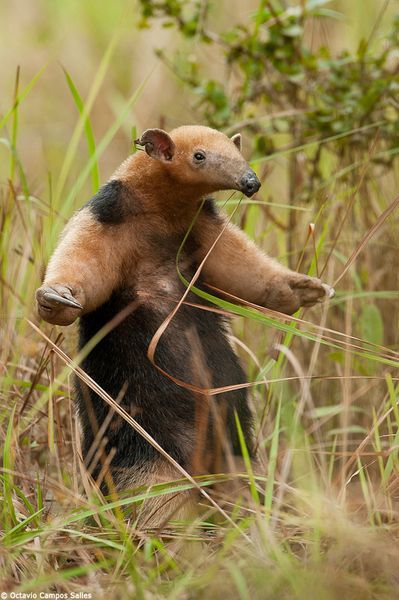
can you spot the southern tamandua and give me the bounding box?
[36,126,334,526]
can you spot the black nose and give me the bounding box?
[240,170,261,197]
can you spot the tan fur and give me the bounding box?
[193,213,327,314]
[115,460,197,529]
[114,126,250,211]
[38,209,135,324]
[38,126,331,324]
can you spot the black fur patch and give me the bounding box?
[76,276,253,487]
[75,206,253,490]
[86,179,138,224]
[202,197,220,219]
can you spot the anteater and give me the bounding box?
[36,125,334,526]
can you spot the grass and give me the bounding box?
[1,1,399,598]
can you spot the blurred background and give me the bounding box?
[1,1,399,597]
[1,0,398,181]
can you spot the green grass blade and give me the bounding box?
[54,28,121,207]
[234,410,260,503]
[9,66,20,183]
[55,73,149,231]
[63,67,100,193]
[2,404,17,528]
[264,397,281,519]
[2,508,44,544]
[0,65,47,132]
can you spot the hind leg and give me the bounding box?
[114,460,199,531]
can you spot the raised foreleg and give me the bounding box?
[36,208,130,325]
[195,211,334,314]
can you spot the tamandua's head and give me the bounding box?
[135,125,261,198]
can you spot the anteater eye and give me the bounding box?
[193,151,206,162]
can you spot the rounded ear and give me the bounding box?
[231,133,242,151]
[136,128,175,161]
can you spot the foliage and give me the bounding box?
[139,0,399,199]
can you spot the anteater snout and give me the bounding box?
[240,170,261,197]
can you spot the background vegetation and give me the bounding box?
[1,0,399,598]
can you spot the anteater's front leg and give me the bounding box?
[196,212,334,314]
[36,209,129,325]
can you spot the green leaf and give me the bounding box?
[283,25,303,38]
[306,0,334,8]
[360,304,384,347]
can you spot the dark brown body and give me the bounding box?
[36,126,333,526]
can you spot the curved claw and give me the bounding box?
[322,284,335,299]
[42,291,83,309]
